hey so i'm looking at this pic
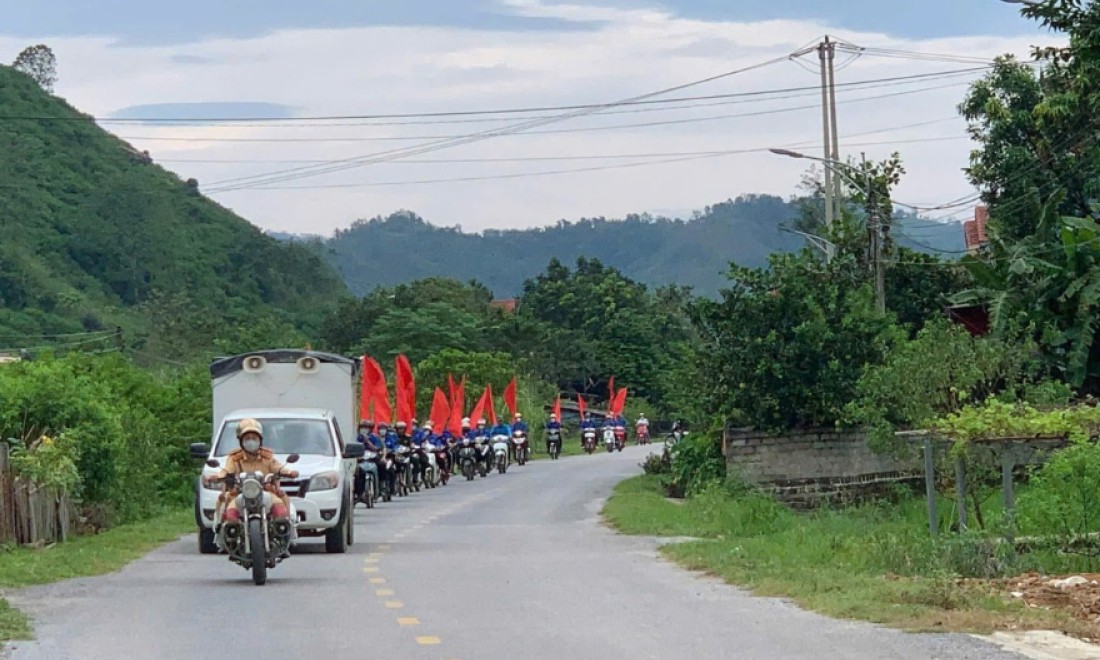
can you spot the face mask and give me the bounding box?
[243,439,261,453]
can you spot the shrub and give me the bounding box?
[668,430,725,497]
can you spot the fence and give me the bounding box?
[0,443,74,546]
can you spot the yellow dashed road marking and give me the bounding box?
[364,557,380,564]
[362,567,379,573]
[384,600,404,609]
[375,589,395,596]
[369,577,386,584]
[398,617,420,626]
[378,544,391,550]
[416,636,441,645]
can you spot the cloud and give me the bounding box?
[109,101,298,124]
[0,1,1054,237]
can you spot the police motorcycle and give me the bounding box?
[205,454,300,586]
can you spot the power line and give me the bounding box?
[201,53,796,193]
[113,79,978,145]
[0,66,998,125]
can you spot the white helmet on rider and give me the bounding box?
[549,413,557,421]
[477,418,487,426]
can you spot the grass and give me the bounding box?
[0,508,193,643]
[603,475,1091,637]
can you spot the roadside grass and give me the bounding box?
[603,475,1091,637]
[0,508,192,642]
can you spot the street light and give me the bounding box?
[770,147,887,313]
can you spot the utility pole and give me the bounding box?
[826,37,842,223]
[863,152,886,314]
[818,39,834,230]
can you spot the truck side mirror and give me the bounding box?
[286,453,300,464]
[342,443,366,460]
[190,443,210,459]
[205,459,221,468]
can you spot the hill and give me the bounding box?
[0,65,345,342]
[319,198,965,298]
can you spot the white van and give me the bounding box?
[191,350,364,554]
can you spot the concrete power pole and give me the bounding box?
[863,152,886,314]
[818,39,834,230]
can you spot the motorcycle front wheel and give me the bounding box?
[249,519,267,586]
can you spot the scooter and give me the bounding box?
[512,430,529,466]
[613,426,627,452]
[583,428,597,454]
[546,428,562,460]
[603,427,617,453]
[492,434,510,474]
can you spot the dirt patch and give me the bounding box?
[962,573,1100,644]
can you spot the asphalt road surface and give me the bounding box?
[5,446,1025,660]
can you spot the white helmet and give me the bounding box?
[477,418,487,426]
[424,421,434,429]
[462,417,471,426]
[549,413,557,421]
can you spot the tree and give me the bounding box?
[13,44,57,92]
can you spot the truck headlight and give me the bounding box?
[309,471,340,491]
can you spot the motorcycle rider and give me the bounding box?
[413,422,434,486]
[395,421,421,489]
[204,418,298,536]
[635,414,650,444]
[354,420,383,501]
[434,428,453,482]
[545,413,562,454]
[509,413,528,462]
[579,412,597,448]
[473,418,493,473]
[380,422,399,496]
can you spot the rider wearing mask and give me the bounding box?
[379,422,399,495]
[579,412,597,447]
[355,420,382,501]
[474,418,493,471]
[205,418,299,528]
[509,413,528,462]
[545,413,562,454]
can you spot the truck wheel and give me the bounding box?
[325,494,350,554]
[198,526,218,554]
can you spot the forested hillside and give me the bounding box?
[0,64,345,342]
[318,197,964,297]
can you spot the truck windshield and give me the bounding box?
[214,418,335,457]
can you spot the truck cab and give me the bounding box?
[191,350,363,554]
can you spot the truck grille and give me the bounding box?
[280,479,308,498]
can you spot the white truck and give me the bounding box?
[190,350,364,554]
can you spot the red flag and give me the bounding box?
[470,386,490,426]
[486,383,497,425]
[369,358,391,424]
[503,377,518,419]
[395,355,415,426]
[447,374,457,406]
[448,377,466,436]
[430,387,450,432]
[359,356,376,421]
[553,396,562,421]
[612,387,628,416]
[577,395,586,420]
[607,376,615,412]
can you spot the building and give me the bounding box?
[963,205,989,255]
[490,298,518,313]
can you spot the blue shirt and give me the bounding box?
[490,423,512,437]
[512,421,529,433]
[580,419,597,429]
[357,432,383,451]
[382,431,399,450]
[545,421,562,431]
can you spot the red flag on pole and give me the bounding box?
[430,387,450,431]
[359,356,375,421]
[553,396,562,421]
[577,395,586,421]
[612,387,628,416]
[448,377,465,436]
[470,386,490,426]
[486,383,497,426]
[503,377,517,420]
[607,376,615,413]
[395,355,415,426]
[363,357,392,424]
[447,374,457,405]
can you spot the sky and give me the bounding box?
[2,0,1054,235]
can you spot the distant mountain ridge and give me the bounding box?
[296,196,965,298]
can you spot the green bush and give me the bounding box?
[1018,439,1100,542]
[668,430,726,497]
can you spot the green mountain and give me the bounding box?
[0,65,345,340]
[319,198,965,298]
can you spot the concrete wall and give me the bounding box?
[723,427,921,509]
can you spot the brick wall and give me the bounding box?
[723,427,921,509]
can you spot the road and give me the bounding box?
[5,446,1024,660]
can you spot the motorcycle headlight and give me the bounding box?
[309,471,341,491]
[241,479,263,499]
